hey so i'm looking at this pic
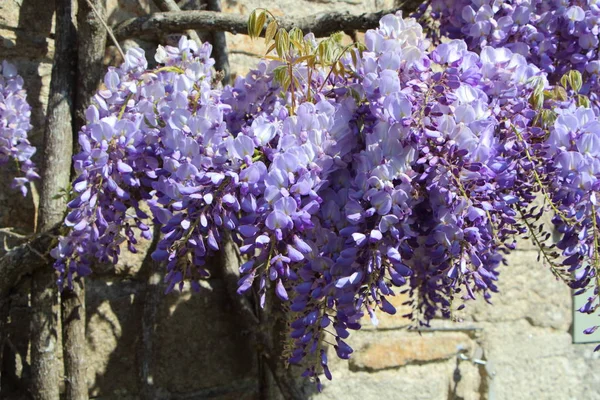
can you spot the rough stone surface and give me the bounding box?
[153,280,257,394]
[477,319,600,400]
[0,0,55,233]
[86,279,142,397]
[350,331,475,371]
[467,249,572,331]
[312,361,456,400]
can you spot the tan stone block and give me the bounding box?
[315,360,456,400]
[227,33,269,58]
[153,280,257,392]
[350,331,474,371]
[476,319,600,400]
[468,249,571,331]
[451,360,483,400]
[86,280,141,397]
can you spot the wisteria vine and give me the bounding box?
[44,10,600,388]
[0,60,38,196]
[420,0,600,107]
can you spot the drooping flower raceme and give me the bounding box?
[0,61,38,196]
[51,12,600,388]
[423,0,600,106]
[51,38,221,289]
[542,104,600,324]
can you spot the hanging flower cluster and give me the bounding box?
[51,12,600,388]
[0,61,38,196]
[422,0,600,107]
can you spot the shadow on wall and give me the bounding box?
[0,1,54,397]
[85,237,260,399]
[0,0,55,231]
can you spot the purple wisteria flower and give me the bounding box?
[0,61,38,195]
[423,0,600,107]
[51,11,600,388]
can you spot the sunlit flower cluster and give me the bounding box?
[425,0,600,106]
[0,61,37,195]
[51,13,600,387]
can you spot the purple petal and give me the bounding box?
[276,279,289,301]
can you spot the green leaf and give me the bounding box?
[317,41,326,63]
[577,94,591,108]
[530,78,545,109]
[350,49,358,67]
[290,38,305,52]
[560,70,583,92]
[265,42,277,55]
[330,31,344,44]
[293,55,314,65]
[255,11,267,38]
[533,78,545,98]
[540,109,557,128]
[281,74,291,91]
[289,28,304,46]
[554,86,568,101]
[530,90,544,109]
[331,61,338,75]
[273,65,288,86]
[568,70,583,93]
[155,66,185,74]
[330,60,345,76]
[325,43,335,64]
[144,116,158,129]
[275,28,289,58]
[264,20,277,45]
[560,73,569,89]
[247,10,257,38]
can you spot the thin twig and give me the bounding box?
[0,228,28,239]
[85,0,125,60]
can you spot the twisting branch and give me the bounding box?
[151,0,230,83]
[136,225,161,399]
[0,227,59,302]
[31,0,76,398]
[219,232,304,400]
[84,0,124,60]
[58,1,111,399]
[0,228,28,239]
[220,233,260,327]
[0,296,9,393]
[205,0,230,85]
[75,0,108,132]
[113,5,422,41]
[152,0,203,47]
[61,280,86,400]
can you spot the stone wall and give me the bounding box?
[2,0,600,399]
